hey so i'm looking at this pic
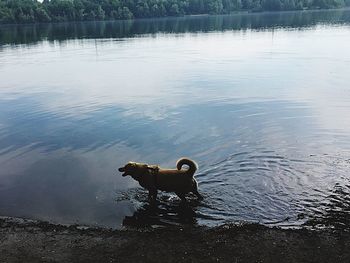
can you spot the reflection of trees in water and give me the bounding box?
[305,183,350,230]
[1,9,349,45]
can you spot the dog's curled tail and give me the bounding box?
[176,158,197,176]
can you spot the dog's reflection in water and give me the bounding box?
[123,197,201,227]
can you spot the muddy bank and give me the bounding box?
[1,217,349,263]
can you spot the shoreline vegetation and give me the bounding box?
[1,8,349,45]
[0,0,350,25]
[1,216,349,262]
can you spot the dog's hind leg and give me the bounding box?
[176,192,187,203]
[192,181,203,200]
[148,189,157,202]
[193,189,203,200]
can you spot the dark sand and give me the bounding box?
[1,217,349,263]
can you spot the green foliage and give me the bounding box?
[0,0,347,24]
[0,7,15,23]
[262,0,282,10]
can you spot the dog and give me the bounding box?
[118,158,202,202]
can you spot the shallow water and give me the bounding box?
[0,9,350,229]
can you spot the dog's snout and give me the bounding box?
[118,167,125,172]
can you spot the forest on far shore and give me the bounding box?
[1,0,349,24]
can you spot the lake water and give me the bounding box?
[0,9,350,229]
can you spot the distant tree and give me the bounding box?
[119,6,133,19]
[207,0,224,14]
[233,0,243,10]
[262,0,282,10]
[241,0,253,9]
[251,0,263,11]
[189,0,205,14]
[96,5,105,19]
[295,1,304,9]
[149,2,167,17]
[284,0,297,9]
[0,6,15,23]
[135,0,150,17]
[312,0,329,7]
[46,0,76,21]
[169,3,180,15]
[35,7,51,22]
[223,0,242,12]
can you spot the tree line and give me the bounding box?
[0,0,349,24]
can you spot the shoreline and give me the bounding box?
[0,7,349,27]
[1,216,349,262]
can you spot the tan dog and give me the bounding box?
[118,158,202,202]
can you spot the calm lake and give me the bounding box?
[0,9,350,229]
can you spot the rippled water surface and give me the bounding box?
[0,9,350,229]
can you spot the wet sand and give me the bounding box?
[1,217,349,263]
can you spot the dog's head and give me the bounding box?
[118,162,148,178]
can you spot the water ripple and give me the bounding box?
[197,150,350,229]
[1,11,350,230]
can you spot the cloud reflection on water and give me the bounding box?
[0,10,350,229]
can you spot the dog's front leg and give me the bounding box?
[193,190,203,200]
[148,189,157,202]
[176,192,187,203]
